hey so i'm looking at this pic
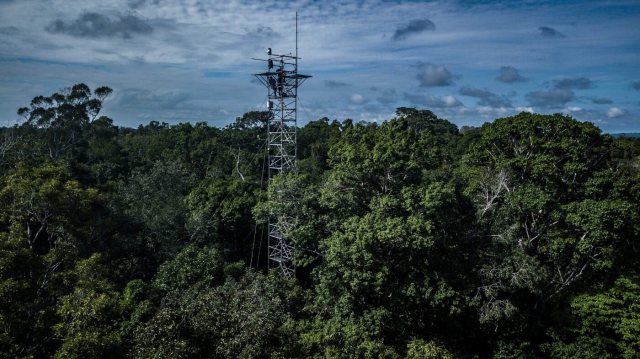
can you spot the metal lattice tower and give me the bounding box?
[253,14,310,278]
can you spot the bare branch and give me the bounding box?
[234,148,245,181]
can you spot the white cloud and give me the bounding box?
[564,106,582,113]
[477,106,509,115]
[442,95,460,107]
[403,93,462,108]
[349,93,365,105]
[607,107,626,118]
[516,106,534,113]
[416,62,454,87]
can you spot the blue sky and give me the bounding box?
[0,0,639,132]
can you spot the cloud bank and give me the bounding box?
[525,77,592,108]
[46,12,153,39]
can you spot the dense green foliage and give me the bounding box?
[0,85,638,358]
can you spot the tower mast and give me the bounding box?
[253,14,311,278]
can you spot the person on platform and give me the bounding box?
[268,76,277,96]
[276,68,285,97]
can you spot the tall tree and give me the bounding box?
[17,84,112,162]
